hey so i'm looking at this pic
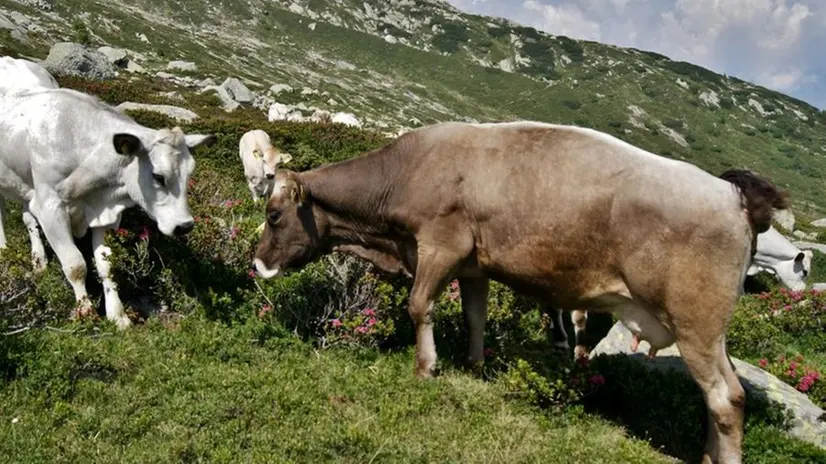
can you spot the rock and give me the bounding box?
[97,46,129,68]
[591,322,826,449]
[42,42,116,80]
[793,241,826,255]
[774,209,795,232]
[125,61,145,73]
[812,283,826,292]
[115,102,199,122]
[793,230,807,239]
[331,112,362,127]
[811,218,826,228]
[384,34,398,44]
[221,77,254,104]
[269,83,293,94]
[310,109,331,123]
[267,102,304,122]
[19,0,54,10]
[201,85,239,112]
[0,11,30,43]
[167,60,197,72]
[327,98,338,106]
[136,33,150,44]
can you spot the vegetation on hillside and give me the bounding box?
[0,73,824,463]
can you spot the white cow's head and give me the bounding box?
[771,250,813,291]
[113,127,216,236]
[248,146,293,198]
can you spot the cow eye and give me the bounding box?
[152,173,166,186]
[267,210,281,224]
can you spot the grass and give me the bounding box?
[0,319,671,464]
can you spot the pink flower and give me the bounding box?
[194,216,201,223]
[789,361,798,371]
[248,270,256,278]
[229,226,239,239]
[331,319,342,328]
[450,280,459,290]
[783,304,792,311]
[758,359,768,368]
[588,375,605,386]
[139,226,150,241]
[362,308,376,317]
[188,178,195,188]
[224,199,234,208]
[355,326,369,334]
[115,228,128,237]
[258,304,272,318]
[367,317,377,326]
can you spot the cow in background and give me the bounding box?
[239,129,293,202]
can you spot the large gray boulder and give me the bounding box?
[115,102,199,123]
[43,42,116,80]
[773,209,795,233]
[221,77,254,104]
[167,60,197,72]
[591,322,826,449]
[97,46,129,68]
[199,85,239,112]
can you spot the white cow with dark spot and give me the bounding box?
[239,129,293,202]
[553,225,814,358]
[0,56,60,272]
[0,85,216,328]
[746,225,812,291]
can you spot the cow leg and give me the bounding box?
[546,306,570,350]
[22,204,47,273]
[459,276,489,368]
[409,246,464,379]
[28,196,94,318]
[91,227,131,329]
[248,182,260,203]
[571,309,589,359]
[0,197,7,249]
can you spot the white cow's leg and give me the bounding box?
[29,196,94,318]
[0,197,7,249]
[248,182,260,203]
[91,227,130,329]
[22,204,47,273]
[459,276,489,367]
[571,309,589,359]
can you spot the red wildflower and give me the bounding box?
[116,228,128,237]
[758,359,768,368]
[450,280,459,290]
[258,304,272,318]
[588,375,605,386]
[229,226,239,239]
[367,317,377,326]
[139,226,150,241]
[331,319,342,327]
[362,308,376,317]
[248,270,256,278]
[355,326,369,334]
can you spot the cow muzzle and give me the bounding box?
[253,258,283,279]
[174,220,195,236]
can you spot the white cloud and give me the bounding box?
[522,0,601,41]
[757,69,818,91]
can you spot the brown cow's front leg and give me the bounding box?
[408,245,464,379]
[459,276,489,370]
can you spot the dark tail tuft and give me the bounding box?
[719,169,789,234]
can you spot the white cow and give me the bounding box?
[553,226,814,358]
[0,56,60,272]
[0,85,216,328]
[239,129,293,202]
[746,225,812,291]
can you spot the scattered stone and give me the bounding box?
[201,85,239,112]
[167,60,197,72]
[268,102,301,122]
[812,283,826,292]
[221,77,254,104]
[793,230,807,239]
[116,102,199,122]
[269,83,293,94]
[196,78,216,88]
[331,112,362,127]
[137,33,150,44]
[125,61,145,73]
[97,46,129,68]
[810,218,826,228]
[591,322,826,449]
[42,42,116,80]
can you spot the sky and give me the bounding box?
[447,0,826,110]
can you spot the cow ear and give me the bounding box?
[113,133,144,156]
[185,134,217,152]
[278,151,293,165]
[286,173,308,205]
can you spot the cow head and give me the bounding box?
[253,170,321,279]
[771,249,813,291]
[113,127,216,236]
[247,146,293,199]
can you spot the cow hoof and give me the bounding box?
[71,300,97,320]
[112,316,132,330]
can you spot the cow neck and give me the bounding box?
[300,149,399,254]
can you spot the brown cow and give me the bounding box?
[253,120,788,464]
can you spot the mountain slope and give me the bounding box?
[2,0,826,216]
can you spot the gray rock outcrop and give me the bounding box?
[221,77,254,104]
[115,102,199,123]
[97,46,129,68]
[591,322,826,449]
[42,42,116,80]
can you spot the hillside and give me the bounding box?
[2,0,826,218]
